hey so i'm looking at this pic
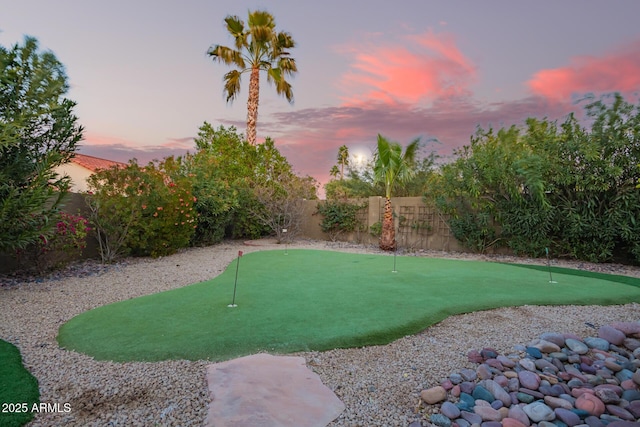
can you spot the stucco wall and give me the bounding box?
[55,162,92,193]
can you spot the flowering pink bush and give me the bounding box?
[17,212,90,272]
[86,157,196,260]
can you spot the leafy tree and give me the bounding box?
[188,123,315,242]
[208,10,297,145]
[372,134,419,251]
[0,36,83,252]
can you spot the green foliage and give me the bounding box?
[16,212,90,273]
[373,134,421,250]
[86,158,195,262]
[207,10,297,145]
[0,339,39,427]
[0,36,83,252]
[188,123,315,243]
[324,142,436,200]
[432,93,640,262]
[185,126,243,244]
[369,221,382,237]
[373,134,420,199]
[448,211,498,253]
[336,145,349,180]
[189,123,266,242]
[317,200,366,242]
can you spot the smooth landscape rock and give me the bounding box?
[575,393,606,417]
[474,404,502,422]
[422,320,640,426]
[519,370,541,390]
[522,401,555,422]
[502,417,528,427]
[599,325,627,346]
[430,413,452,427]
[585,337,610,351]
[421,386,447,404]
[440,401,461,420]
[554,407,581,426]
[566,338,590,354]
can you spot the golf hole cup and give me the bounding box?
[282,229,288,255]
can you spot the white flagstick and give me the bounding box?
[228,250,243,307]
[546,247,557,283]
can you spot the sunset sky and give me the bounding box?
[2,1,640,195]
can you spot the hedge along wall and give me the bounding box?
[301,196,465,252]
[1,195,468,274]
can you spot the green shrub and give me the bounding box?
[86,158,195,262]
[317,201,366,242]
[431,93,640,263]
[369,221,382,237]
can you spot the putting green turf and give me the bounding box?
[57,249,640,362]
[0,339,39,427]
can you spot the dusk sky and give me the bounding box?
[2,1,640,195]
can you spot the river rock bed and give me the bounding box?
[418,322,640,427]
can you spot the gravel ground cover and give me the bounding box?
[1,239,638,426]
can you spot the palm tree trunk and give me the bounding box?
[246,67,260,145]
[379,197,396,251]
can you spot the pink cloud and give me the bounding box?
[528,39,640,101]
[337,30,477,106]
[270,96,575,196]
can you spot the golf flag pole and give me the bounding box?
[546,247,557,283]
[228,250,243,307]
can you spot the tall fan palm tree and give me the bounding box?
[373,134,420,251]
[207,10,297,145]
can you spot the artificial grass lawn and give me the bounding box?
[0,339,39,427]
[57,250,640,363]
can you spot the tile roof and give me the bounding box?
[71,153,127,172]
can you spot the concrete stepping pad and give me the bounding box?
[205,353,345,427]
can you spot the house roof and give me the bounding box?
[71,153,127,172]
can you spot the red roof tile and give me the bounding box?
[71,153,127,172]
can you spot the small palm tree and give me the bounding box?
[337,145,349,180]
[373,134,420,251]
[208,10,297,145]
